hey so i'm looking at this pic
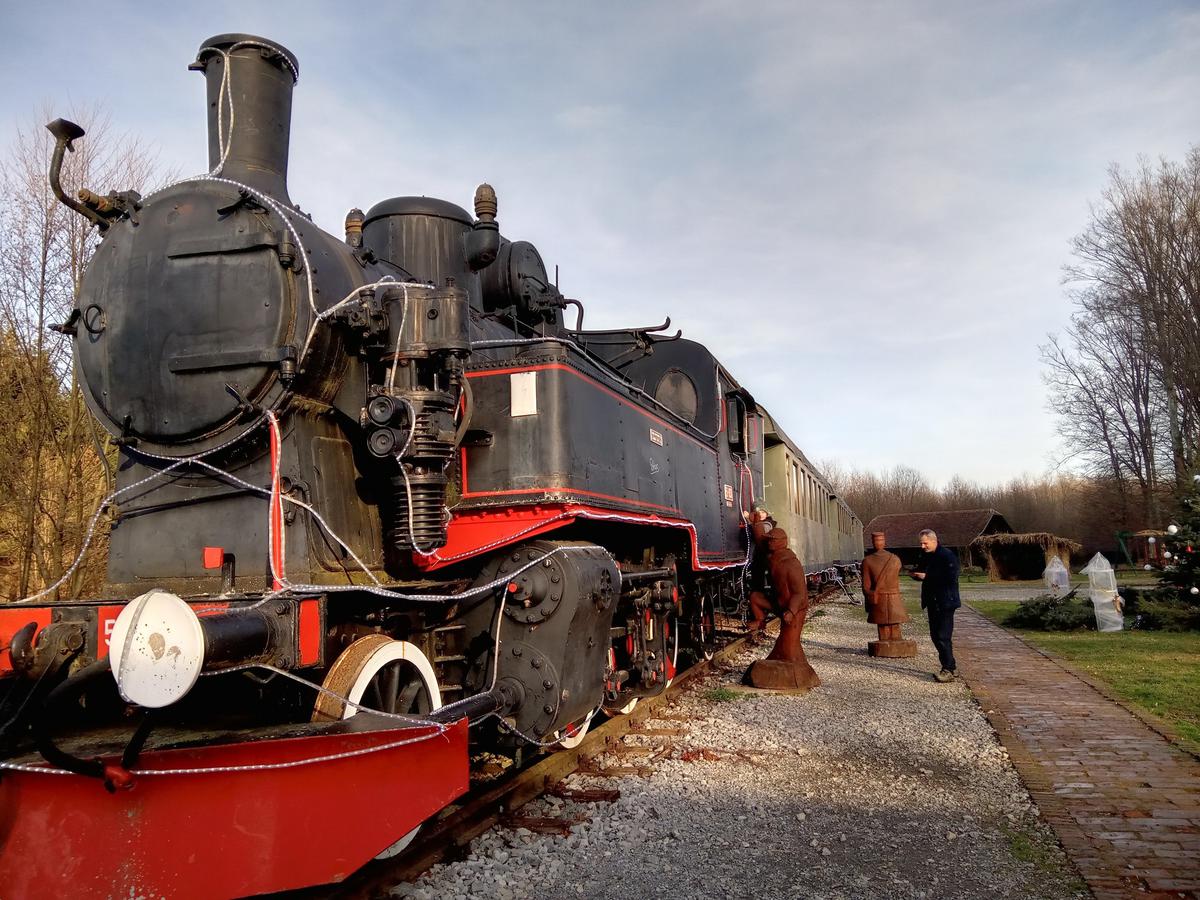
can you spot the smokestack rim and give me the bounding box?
[195,33,300,83]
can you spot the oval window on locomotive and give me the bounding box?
[653,368,699,425]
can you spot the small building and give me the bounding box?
[862,508,1013,567]
[969,532,1083,581]
[1127,530,1167,568]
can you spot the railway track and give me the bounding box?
[281,588,855,899]
[311,624,756,900]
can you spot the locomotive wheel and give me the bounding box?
[312,635,443,858]
[553,710,596,749]
[313,634,442,721]
[664,610,681,687]
[605,696,639,716]
[694,592,718,661]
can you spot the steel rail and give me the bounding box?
[316,628,755,899]
[289,585,856,899]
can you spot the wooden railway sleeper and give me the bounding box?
[548,784,621,803]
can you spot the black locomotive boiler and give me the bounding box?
[0,34,861,898]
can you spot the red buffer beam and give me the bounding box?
[0,718,469,899]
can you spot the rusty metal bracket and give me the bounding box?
[9,622,85,680]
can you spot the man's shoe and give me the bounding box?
[934,669,954,683]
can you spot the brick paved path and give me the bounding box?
[955,609,1200,899]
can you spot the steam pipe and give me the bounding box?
[45,119,108,231]
[33,658,113,780]
[562,299,585,331]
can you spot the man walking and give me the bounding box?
[910,528,960,683]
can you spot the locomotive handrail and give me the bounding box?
[566,315,673,336]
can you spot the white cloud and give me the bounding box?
[2,0,1197,489]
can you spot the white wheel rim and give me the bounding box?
[341,640,442,857]
[606,696,639,715]
[665,612,680,686]
[342,640,442,718]
[554,710,596,749]
[700,595,716,660]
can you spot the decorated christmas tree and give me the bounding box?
[1157,475,1200,607]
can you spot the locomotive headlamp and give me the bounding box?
[108,590,205,708]
[109,589,281,708]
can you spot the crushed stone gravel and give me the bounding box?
[390,603,1087,900]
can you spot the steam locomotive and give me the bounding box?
[0,34,862,898]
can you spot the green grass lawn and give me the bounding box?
[968,599,1200,754]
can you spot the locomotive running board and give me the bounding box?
[0,717,469,899]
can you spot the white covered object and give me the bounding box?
[1081,552,1118,592]
[1080,553,1123,631]
[1043,557,1071,597]
[1092,595,1125,632]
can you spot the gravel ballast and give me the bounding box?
[391,603,1087,899]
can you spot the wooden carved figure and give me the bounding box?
[861,531,917,658]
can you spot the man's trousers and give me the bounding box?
[926,605,957,672]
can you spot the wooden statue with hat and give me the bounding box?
[861,531,917,657]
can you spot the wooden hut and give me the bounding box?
[969,532,1083,581]
[862,509,1013,567]
[1128,530,1167,567]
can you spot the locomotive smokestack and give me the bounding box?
[191,34,300,204]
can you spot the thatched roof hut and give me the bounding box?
[970,532,1083,581]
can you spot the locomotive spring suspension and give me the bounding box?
[387,470,449,551]
[376,389,458,552]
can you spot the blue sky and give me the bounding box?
[3,1,1198,485]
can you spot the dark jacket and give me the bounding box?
[916,545,961,610]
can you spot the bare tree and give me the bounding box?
[1063,150,1200,493]
[0,107,162,600]
[1041,298,1166,524]
[881,465,938,513]
[942,474,989,511]
[822,452,1138,557]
